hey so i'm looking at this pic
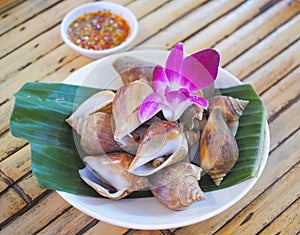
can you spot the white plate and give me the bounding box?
[58,50,270,230]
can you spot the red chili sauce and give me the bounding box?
[68,10,130,50]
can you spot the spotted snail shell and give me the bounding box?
[200,106,239,186]
[66,90,122,154]
[148,162,206,210]
[209,95,249,136]
[68,112,122,154]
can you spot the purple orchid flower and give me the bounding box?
[139,43,220,122]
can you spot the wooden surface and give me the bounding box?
[0,0,299,234]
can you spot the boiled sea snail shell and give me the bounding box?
[79,152,149,200]
[184,129,200,161]
[148,162,206,210]
[200,106,239,186]
[112,79,154,145]
[67,112,123,154]
[112,56,156,84]
[66,90,115,122]
[209,95,249,136]
[179,103,204,131]
[66,90,121,154]
[128,120,189,176]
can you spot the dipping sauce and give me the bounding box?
[68,10,130,50]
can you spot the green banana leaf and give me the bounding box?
[10,82,266,197]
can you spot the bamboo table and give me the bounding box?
[0,0,299,234]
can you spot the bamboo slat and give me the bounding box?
[0,175,46,226]
[37,207,95,235]
[0,25,62,84]
[259,198,300,235]
[244,39,300,94]
[215,163,300,235]
[0,44,80,104]
[216,0,300,66]
[0,131,27,162]
[249,133,300,204]
[0,192,70,234]
[0,0,91,58]
[0,174,8,192]
[141,0,245,49]
[257,138,299,197]
[261,65,300,119]
[16,174,47,201]
[105,0,134,5]
[128,0,169,19]
[82,221,129,235]
[184,0,275,53]
[0,145,30,190]
[0,0,60,35]
[0,0,23,14]
[0,101,13,133]
[225,13,300,79]
[269,100,300,151]
[0,187,27,225]
[131,0,207,48]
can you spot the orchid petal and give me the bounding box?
[166,43,184,80]
[153,66,169,94]
[192,49,220,80]
[139,93,164,123]
[180,49,220,90]
[189,95,209,109]
[163,90,192,121]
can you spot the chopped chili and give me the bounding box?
[68,10,130,50]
